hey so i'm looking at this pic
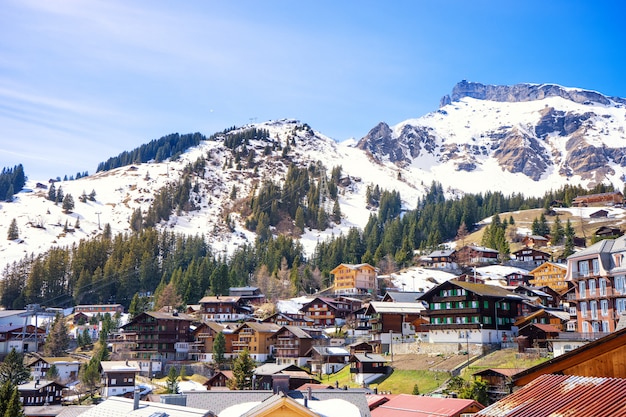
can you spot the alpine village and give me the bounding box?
[5,83,626,417]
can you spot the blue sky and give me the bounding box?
[1,0,625,180]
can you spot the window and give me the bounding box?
[602,321,610,332]
[590,301,598,320]
[471,301,479,308]
[589,279,596,296]
[599,279,607,296]
[580,302,588,317]
[601,300,609,316]
[582,321,591,333]
[616,276,626,294]
[578,260,589,276]
[579,281,586,298]
[592,259,600,275]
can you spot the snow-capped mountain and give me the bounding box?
[358,81,626,195]
[2,81,626,273]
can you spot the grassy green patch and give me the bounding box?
[372,369,448,395]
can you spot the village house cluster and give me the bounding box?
[4,217,626,415]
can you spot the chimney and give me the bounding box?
[133,386,141,410]
[307,387,312,401]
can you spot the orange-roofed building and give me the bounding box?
[371,394,484,417]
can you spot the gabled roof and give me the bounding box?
[381,291,424,303]
[254,363,306,376]
[236,321,280,333]
[422,279,522,300]
[204,370,234,386]
[475,374,626,417]
[366,301,426,315]
[349,353,389,363]
[528,261,567,275]
[473,368,525,378]
[330,263,376,274]
[77,396,211,417]
[100,361,140,373]
[275,325,313,339]
[427,249,456,257]
[198,295,242,304]
[522,323,560,333]
[311,346,349,357]
[371,394,483,417]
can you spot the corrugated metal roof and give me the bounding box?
[371,394,483,417]
[476,374,626,417]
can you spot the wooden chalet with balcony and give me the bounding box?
[330,263,377,295]
[229,286,266,304]
[366,301,427,349]
[120,311,194,376]
[529,262,568,292]
[100,360,140,398]
[511,247,551,267]
[231,322,280,361]
[189,321,238,362]
[198,295,250,322]
[272,326,327,367]
[300,297,354,327]
[420,280,523,345]
[18,380,65,406]
[454,245,500,265]
[348,352,390,385]
[261,312,313,327]
[203,370,234,390]
[425,249,458,270]
[572,191,623,207]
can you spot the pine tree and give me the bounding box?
[563,219,576,258]
[3,385,24,417]
[46,364,59,381]
[550,215,564,245]
[166,367,179,394]
[0,348,30,385]
[48,183,56,202]
[7,219,18,240]
[44,314,70,357]
[62,193,75,212]
[55,186,64,205]
[213,331,226,369]
[228,349,255,390]
[332,200,341,223]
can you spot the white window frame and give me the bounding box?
[580,302,588,318]
[599,278,607,296]
[589,279,596,296]
[600,299,609,316]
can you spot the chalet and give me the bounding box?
[512,285,559,308]
[454,245,499,265]
[28,357,81,383]
[18,380,65,406]
[300,297,353,327]
[72,311,89,325]
[0,323,46,354]
[272,325,327,367]
[471,368,524,403]
[517,323,560,350]
[589,209,609,218]
[74,304,124,315]
[371,394,484,417]
[476,374,626,417]
[120,311,194,375]
[511,247,550,266]
[513,307,569,332]
[521,235,548,249]
[330,263,377,295]
[253,363,317,391]
[381,291,423,303]
[420,280,524,345]
[348,353,389,385]
[594,225,622,237]
[348,341,376,355]
[203,370,234,390]
[366,302,426,349]
[572,191,623,207]
[198,295,250,322]
[229,286,265,304]
[346,306,371,336]
[528,262,568,292]
[512,325,626,387]
[310,346,350,375]
[504,271,533,287]
[231,322,280,361]
[261,312,312,327]
[425,249,458,270]
[100,360,140,398]
[190,321,238,362]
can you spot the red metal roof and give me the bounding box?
[475,374,626,416]
[371,394,483,417]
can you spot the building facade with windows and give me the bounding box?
[330,263,377,295]
[566,235,626,334]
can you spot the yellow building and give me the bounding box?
[330,263,377,295]
[529,262,568,292]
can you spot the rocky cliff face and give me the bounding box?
[359,81,626,189]
[440,80,626,107]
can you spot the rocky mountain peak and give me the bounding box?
[440,80,626,107]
